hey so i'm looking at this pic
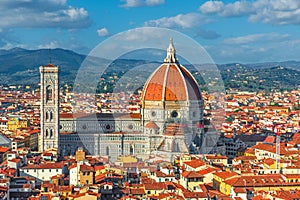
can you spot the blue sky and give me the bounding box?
[1,0,300,63]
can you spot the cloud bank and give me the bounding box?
[0,0,91,29]
[199,0,300,25]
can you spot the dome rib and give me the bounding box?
[141,39,202,102]
[142,63,202,101]
[161,63,170,101]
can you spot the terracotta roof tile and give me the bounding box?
[22,162,64,169]
[144,121,159,129]
[213,171,238,180]
[184,160,205,169]
[142,63,201,101]
[181,171,204,178]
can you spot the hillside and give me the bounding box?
[0,48,300,92]
[0,48,85,85]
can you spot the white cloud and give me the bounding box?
[220,1,254,17]
[199,1,224,14]
[206,32,296,63]
[199,0,254,17]
[146,0,164,6]
[249,1,300,25]
[114,28,167,42]
[37,41,60,49]
[0,29,25,49]
[0,39,27,50]
[120,0,165,8]
[0,0,91,29]
[223,33,290,44]
[199,0,300,25]
[97,28,109,37]
[63,7,88,20]
[144,13,210,29]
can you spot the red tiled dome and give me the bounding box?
[141,63,202,101]
[142,63,201,101]
[142,38,201,102]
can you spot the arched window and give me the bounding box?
[173,142,180,152]
[106,146,110,156]
[130,145,134,155]
[50,129,53,138]
[45,129,49,138]
[192,111,196,118]
[46,85,53,102]
[46,111,49,121]
[50,111,53,121]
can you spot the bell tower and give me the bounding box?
[39,64,60,152]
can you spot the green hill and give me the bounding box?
[1,48,300,92]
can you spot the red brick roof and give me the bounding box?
[130,188,145,195]
[144,182,167,190]
[205,155,227,160]
[22,162,64,169]
[183,192,208,198]
[198,167,218,175]
[184,159,205,169]
[80,164,94,172]
[144,121,159,129]
[181,171,204,178]
[0,147,9,153]
[263,136,275,143]
[263,158,275,166]
[224,174,288,187]
[234,156,257,161]
[275,190,300,199]
[213,171,238,180]
[252,143,276,153]
[94,165,105,171]
[155,170,175,178]
[68,163,77,170]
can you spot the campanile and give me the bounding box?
[39,64,60,152]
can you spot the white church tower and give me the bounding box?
[39,64,60,152]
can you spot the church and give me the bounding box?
[39,39,217,161]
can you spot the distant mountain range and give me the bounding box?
[1,47,300,92]
[0,48,85,85]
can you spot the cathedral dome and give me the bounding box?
[141,38,202,102]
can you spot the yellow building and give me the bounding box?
[75,147,86,162]
[180,171,204,191]
[213,171,238,195]
[7,117,29,131]
[94,165,106,176]
[115,155,138,165]
[179,154,192,166]
[244,148,255,156]
[144,182,166,195]
[205,155,228,166]
[80,164,94,185]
